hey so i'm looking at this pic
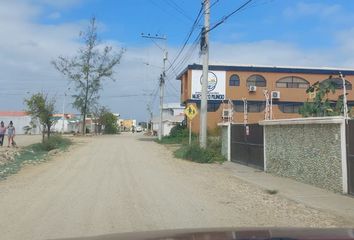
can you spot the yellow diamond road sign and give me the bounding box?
[184,104,198,120]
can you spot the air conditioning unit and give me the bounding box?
[271,91,280,99]
[222,109,231,119]
[248,85,257,92]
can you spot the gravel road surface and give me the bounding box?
[0,134,352,240]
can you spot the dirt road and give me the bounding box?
[0,134,352,240]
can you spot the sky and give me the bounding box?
[2,0,354,122]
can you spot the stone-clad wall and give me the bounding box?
[265,122,343,193]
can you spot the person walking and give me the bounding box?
[7,121,15,147]
[0,121,6,146]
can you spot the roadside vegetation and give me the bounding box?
[0,135,71,180]
[24,92,56,142]
[91,106,119,134]
[299,80,350,117]
[157,125,225,163]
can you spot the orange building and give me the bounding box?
[177,64,354,133]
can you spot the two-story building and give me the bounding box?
[177,64,354,133]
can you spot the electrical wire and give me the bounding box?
[165,3,203,73]
[169,33,201,76]
[148,0,191,23]
[165,0,194,22]
[207,0,253,33]
[208,0,220,11]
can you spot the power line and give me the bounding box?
[166,3,203,73]
[169,33,201,76]
[165,0,194,22]
[208,0,253,33]
[208,0,220,11]
[148,0,191,23]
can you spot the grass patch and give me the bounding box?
[0,135,71,180]
[156,125,196,145]
[174,143,225,164]
[157,124,225,164]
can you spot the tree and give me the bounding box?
[299,80,348,117]
[24,93,56,142]
[52,17,124,134]
[101,112,118,134]
[91,105,110,134]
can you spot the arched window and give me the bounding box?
[276,76,309,88]
[321,77,352,90]
[246,74,266,87]
[229,74,240,86]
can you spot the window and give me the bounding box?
[321,77,352,90]
[207,101,221,112]
[229,74,240,86]
[246,74,266,87]
[276,76,309,88]
[233,102,265,112]
[234,103,244,112]
[248,102,266,112]
[279,103,303,113]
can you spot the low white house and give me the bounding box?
[51,114,81,133]
[152,103,185,136]
[152,115,185,136]
[0,111,40,135]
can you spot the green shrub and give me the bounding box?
[41,135,71,151]
[208,137,222,152]
[174,143,225,163]
[157,124,195,144]
[169,124,188,138]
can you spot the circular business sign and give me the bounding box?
[200,71,218,92]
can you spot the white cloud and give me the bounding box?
[209,40,336,67]
[283,2,342,18]
[32,0,83,9]
[47,11,61,19]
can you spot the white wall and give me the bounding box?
[52,119,68,133]
[153,121,179,136]
[0,116,40,135]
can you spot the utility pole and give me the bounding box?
[146,103,153,133]
[62,87,70,133]
[141,33,167,140]
[200,0,210,148]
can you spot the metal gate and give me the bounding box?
[231,124,264,170]
[346,120,354,195]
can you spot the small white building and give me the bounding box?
[52,114,81,133]
[152,103,185,136]
[152,115,185,136]
[162,103,184,117]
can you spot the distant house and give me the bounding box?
[118,119,136,131]
[52,114,81,133]
[0,111,40,135]
[152,103,185,136]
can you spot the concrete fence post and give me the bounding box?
[340,119,348,194]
